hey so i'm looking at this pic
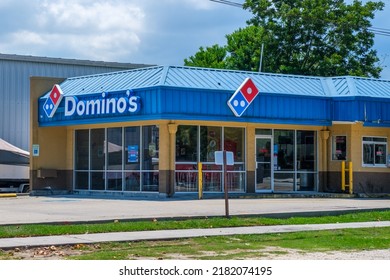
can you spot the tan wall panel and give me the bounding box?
[30,78,68,170]
[329,123,390,173]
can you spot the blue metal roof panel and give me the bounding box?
[41,66,165,98]
[40,65,390,100]
[331,78,351,96]
[163,66,327,96]
[354,78,390,98]
[40,65,330,99]
[330,76,390,98]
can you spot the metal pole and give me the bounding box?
[341,161,345,192]
[349,161,353,194]
[259,43,264,72]
[223,151,230,218]
[198,162,203,199]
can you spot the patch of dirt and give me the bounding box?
[1,244,97,260]
[254,247,390,260]
[3,245,390,260]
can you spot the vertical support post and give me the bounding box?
[341,161,345,192]
[223,151,230,218]
[198,162,203,199]
[168,123,178,197]
[348,161,353,194]
[320,130,330,192]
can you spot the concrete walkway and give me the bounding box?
[1,195,390,225]
[1,220,390,249]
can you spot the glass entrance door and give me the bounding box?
[256,137,272,192]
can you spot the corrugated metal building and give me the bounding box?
[31,66,390,196]
[0,53,151,150]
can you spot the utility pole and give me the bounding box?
[210,0,264,73]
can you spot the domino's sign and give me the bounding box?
[63,91,140,117]
[43,84,64,118]
[227,78,259,117]
[41,84,141,122]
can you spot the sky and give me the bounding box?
[0,0,389,79]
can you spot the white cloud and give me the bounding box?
[38,0,144,31]
[0,0,145,61]
[9,31,46,45]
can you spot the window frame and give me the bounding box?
[73,125,159,192]
[362,136,387,168]
[331,135,347,161]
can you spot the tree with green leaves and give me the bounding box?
[185,0,384,78]
[184,44,228,69]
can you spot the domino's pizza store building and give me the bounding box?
[30,66,390,197]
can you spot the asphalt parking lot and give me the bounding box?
[1,194,390,225]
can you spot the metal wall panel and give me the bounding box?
[0,54,149,150]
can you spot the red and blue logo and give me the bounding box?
[227,78,259,117]
[43,84,64,118]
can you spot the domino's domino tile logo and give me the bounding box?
[43,84,64,118]
[227,78,259,117]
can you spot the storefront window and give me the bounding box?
[363,137,387,167]
[107,128,122,170]
[75,129,89,170]
[75,129,89,189]
[143,126,159,170]
[270,130,317,192]
[224,127,245,163]
[297,131,316,171]
[200,126,222,192]
[142,126,159,191]
[74,171,88,190]
[202,168,222,192]
[106,128,123,191]
[106,171,122,191]
[175,126,198,192]
[255,129,272,135]
[297,131,316,191]
[200,126,221,162]
[124,126,141,191]
[74,125,159,192]
[176,126,198,162]
[175,125,245,193]
[124,171,140,191]
[224,127,246,192]
[90,171,105,190]
[332,136,347,160]
[90,129,105,171]
[274,130,295,171]
[124,126,141,170]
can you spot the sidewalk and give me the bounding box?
[1,220,390,249]
[1,195,390,225]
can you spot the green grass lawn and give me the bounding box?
[42,227,390,260]
[1,210,389,260]
[1,210,390,238]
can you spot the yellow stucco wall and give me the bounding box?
[31,80,69,170]
[329,122,390,173]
